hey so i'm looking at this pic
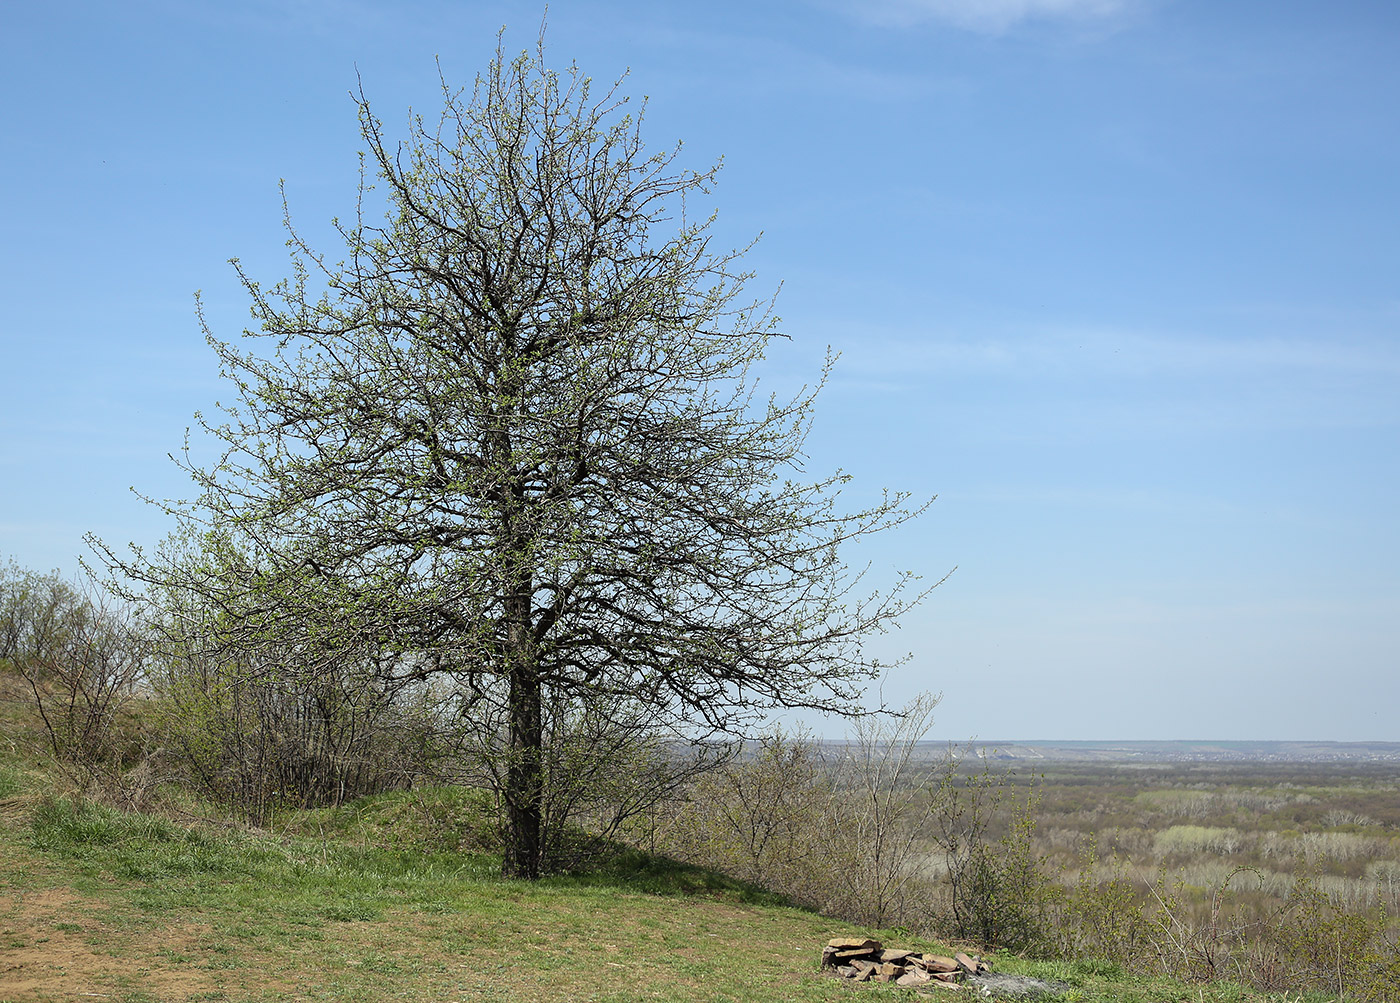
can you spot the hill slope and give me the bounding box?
[0,787,1336,1003]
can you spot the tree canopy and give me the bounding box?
[95,36,937,878]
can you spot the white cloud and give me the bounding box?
[848,0,1136,32]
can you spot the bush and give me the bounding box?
[1054,839,1157,968]
[929,760,1058,954]
[650,694,956,930]
[653,728,832,899]
[150,646,444,824]
[446,680,727,875]
[1,559,148,774]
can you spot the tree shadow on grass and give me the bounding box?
[544,843,791,907]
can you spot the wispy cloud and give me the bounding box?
[832,326,1400,381]
[840,0,1137,33]
[810,324,1400,439]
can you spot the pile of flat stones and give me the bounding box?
[821,937,991,990]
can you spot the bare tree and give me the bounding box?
[92,33,937,878]
[828,691,943,926]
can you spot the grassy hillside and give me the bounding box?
[0,784,1341,1002]
[0,668,1360,1002]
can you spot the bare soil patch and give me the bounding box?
[0,887,218,1001]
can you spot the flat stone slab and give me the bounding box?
[877,948,917,963]
[828,937,882,951]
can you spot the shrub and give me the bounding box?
[1055,838,1157,968]
[929,760,1058,954]
[650,695,950,928]
[451,681,726,874]
[657,728,833,899]
[1,561,149,783]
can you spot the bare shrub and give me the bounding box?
[1365,859,1400,913]
[1298,830,1389,865]
[153,644,449,824]
[1222,791,1298,813]
[649,693,952,928]
[1,563,147,771]
[658,728,833,896]
[1044,843,1400,998]
[1323,809,1381,828]
[147,588,439,825]
[823,692,943,927]
[1141,866,1278,984]
[1153,825,1247,859]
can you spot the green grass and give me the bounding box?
[0,791,1332,1003]
[269,783,502,853]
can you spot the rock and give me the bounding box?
[895,967,931,986]
[825,938,1025,992]
[824,939,880,967]
[828,936,882,951]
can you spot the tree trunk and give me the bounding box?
[502,587,543,879]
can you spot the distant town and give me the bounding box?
[938,740,1400,763]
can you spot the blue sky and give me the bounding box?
[2,0,1397,740]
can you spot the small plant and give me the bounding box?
[29,794,178,851]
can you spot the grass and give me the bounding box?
[0,788,1340,1003]
[2,793,840,1002]
[0,763,20,799]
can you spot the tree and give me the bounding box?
[94,34,936,879]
